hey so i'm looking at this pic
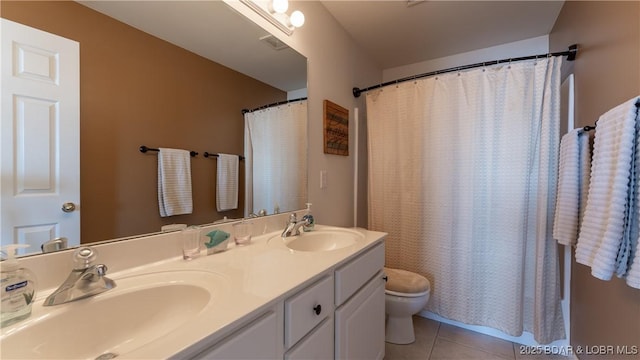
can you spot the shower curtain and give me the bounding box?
[367,57,565,344]
[244,100,307,216]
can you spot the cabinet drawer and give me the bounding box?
[335,242,384,306]
[285,275,333,348]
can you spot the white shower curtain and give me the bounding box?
[367,58,565,344]
[244,100,307,216]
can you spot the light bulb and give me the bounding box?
[271,0,288,14]
[289,10,305,28]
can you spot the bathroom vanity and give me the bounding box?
[185,240,385,360]
[0,216,386,360]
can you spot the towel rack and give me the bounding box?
[139,145,198,157]
[204,152,245,161]
[583,119,599,132]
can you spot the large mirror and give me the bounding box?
[0,1,307,257]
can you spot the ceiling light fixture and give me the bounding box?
[270,0,288,14]
[240,0,305,36]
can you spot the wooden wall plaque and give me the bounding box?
[323,100,349,156]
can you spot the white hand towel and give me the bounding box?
[553,128,591,246]
[576,97,639,281]
[216,154,239,211]
[158,148,193,217]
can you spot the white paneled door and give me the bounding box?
[1,19,80,255]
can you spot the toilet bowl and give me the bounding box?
[384,267,430,344]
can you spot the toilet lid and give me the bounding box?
[384,267,430,294]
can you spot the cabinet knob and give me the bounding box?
[313,304,322,315]
[383,275,388,282]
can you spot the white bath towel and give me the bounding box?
[158,148,193,217]
[216,154,239,211]
[627,251,640,288]
[626,214,640,287]
[576,97,639,281]
[553,128,591,246]
[625,99,640,288]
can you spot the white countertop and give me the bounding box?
[2,225,386,359]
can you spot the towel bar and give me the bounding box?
[204,152,245,161]
[139,145,197,157]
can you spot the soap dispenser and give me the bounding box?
[302,203,315,232]
[1,244,37,328]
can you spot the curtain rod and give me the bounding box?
[352,44,578,98]
[241,97,307,114]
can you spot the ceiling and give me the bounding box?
[321,0,565,69]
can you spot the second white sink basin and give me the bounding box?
[270,227,364,252]
[0,270,225,359]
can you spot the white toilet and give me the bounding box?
[384,267,431,344]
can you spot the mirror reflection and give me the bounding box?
[0,1,307,257]
[244,99,308,216]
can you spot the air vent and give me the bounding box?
[259,34,289,51]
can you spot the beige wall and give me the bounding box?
[1,1,286,243]
[550,2,640,358]
[225,1,382,228]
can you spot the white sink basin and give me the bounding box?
[269,228,364,252]
[0,270,224,359]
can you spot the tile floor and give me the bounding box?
[384,316,568,360]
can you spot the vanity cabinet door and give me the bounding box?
[191,311,280,359]
[335,271,385,360]
[285,318,334,360]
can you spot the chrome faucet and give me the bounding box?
[281,213,311,238]
[41,237,68,253]
[44,247,116,306]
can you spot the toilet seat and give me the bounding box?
[385,289,430,298]
[384,267,430,294]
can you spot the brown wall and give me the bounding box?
[550,2,640,358]
[1,1,286,244]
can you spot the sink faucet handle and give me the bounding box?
[288,213,297,223]
[81,264,109,282]
[73,247,98,270]
[95,264,108,276]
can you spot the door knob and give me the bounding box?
[61,202,76,213]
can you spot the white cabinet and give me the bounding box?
[335,243,385,360]
[285,318,334,360]
[190,310,281,359]
[335,242,385,306]
[285,275,334,348]
[335,272,385,360]
[183,240,385,360]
